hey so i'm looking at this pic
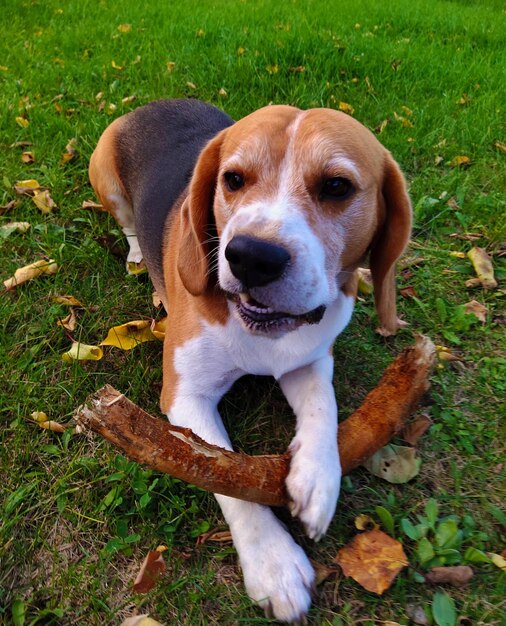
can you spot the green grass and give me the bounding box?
[1,0,505,623]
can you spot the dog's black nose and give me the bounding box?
[225,235,290,288]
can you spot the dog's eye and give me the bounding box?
[321,177,353,200]
[224,171,245,192]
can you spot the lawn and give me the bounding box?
[1,0,505,624]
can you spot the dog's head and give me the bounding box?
[177,105,412,336]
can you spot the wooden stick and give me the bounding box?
[75,335,435,506]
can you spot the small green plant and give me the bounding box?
[400,498,490,572]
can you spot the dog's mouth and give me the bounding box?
[228,293,326,333]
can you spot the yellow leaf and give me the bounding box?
[357,267,373,295]
[464,299,487,323]
[266,64,279,75]
[21,151,35,164]
[151,317,166,341]
[16,116,29,128]
[52,295,84,307]
[117,23,132,33]
[355,514,379,531]
[3,259,57,290]
[335,529,408,594]
[195,28,205,37]
[32,189,56,214]
[339,101,355,115]
[100,320,156,350]
[186,81,197,90]
[449,251,466,258]
[38,420,66,433]
[126,260,148,275]
[166,61,176,72]
[122,95,136,104]
[449,155,470,168]
[111,60,124,70]
[31,411,49,423]
[62,342,103,362]
[393,111,413,127]
[489,553,506,572]
[494,140,506,154]
[14,179,41,195]
[467,246,497,289]
[237,47,245,56]
[60,137,78,164]
[0,221,31,236]
[218,88,228,97]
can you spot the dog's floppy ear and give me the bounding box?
[369,152,412,336]
[177,129,228,296]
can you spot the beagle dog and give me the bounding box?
[90,99,411,622]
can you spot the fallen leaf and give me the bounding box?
[21,151,35,164]
[14,179,41,195]
[0,199,17,214]
[406,604,430,625]
[111,60,124,70]
[4,258,58,290]
[374,119,390,134]
[16,116,29,128]
[335,529,408,594]
[355,514,379,531]
[357,267,373,295]
[152,291,162,308]
[449,232,482,241]
[82,199,104,210]
[489,552,506,572]
[401,414,433,445]
[363,444,421,483]
[463,300,487,323]
[288,65,305,72]
[122,95,136,104]
[101,320,156,350]
[151,317,166,341]
[196,528,233,545]
[0,221,31,238]
[465,277,482,289]
[186,81,197,90]
[493,140,506,154]
[266,64,279,75]
[126,260,148,275]
[436,345,462,363]
[52,295,84,307]
[449,251,466,259]
[311,560,339,585]
[117,23,132,33]
[61,137,78,164]
[166,61,176,72]
[449,155,470,168]
[399,285,417,298]
[32,189,56,214]
[394,111,413,127]
[339,101,354,115]
[121,616,165,626]
[62,342,103,362]
[30,411,65,432]
[218,87,228,97]
[133,548,166,593]
[425,566,473,586]
[467,247,497,289]
[57,309,77,331]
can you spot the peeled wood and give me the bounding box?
[75,335,435,507]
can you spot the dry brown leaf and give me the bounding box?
[82,199,104,210]
[32,189,56,214]
[449,232,482,241]
[57,309,77,332]
[0,200,17,214]
[21,151,35,164]
[467,247,497,289]
[196,528,233,545]
[493,140,506,154]
[0,221,31,236]
[4,259,57,290]
[152,291,162,308]
[463,299,487,323]
[311,560,339,585]
[399,285,417,298]
[465,277,482,289]
[61,138,78,164]
[335,529,408,594]
[425,565,473,586]
[401,414,433,445]
[133,548,167,593]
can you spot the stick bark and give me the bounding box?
[75,335,435,506]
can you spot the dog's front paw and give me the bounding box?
[287,439,341,541]
[239,528,315,623]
